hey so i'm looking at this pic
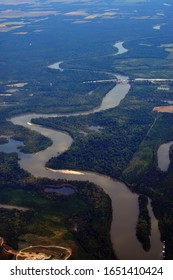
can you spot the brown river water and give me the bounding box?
[6,75,161,260]
[0,43,162,259]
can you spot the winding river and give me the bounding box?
[0,43,162,259]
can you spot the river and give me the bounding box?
[0,128,162,259]
[157,141,173,172]
[0,42,162,259]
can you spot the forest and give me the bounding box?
[136,195,151,251]
[33,80,173,259]
[0,0,173,259]
[0,152,114,260]
[33,81,173,180]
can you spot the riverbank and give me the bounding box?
[8,76,162,259]
[1,41,162,259]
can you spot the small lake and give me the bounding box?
[0,138,23,154]
[113,41,128,56]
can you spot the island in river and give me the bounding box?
[1,0,173,260]
[8,72,161,260]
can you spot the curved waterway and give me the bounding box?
[157,141,173,172]
[3,43,161,259]
[8,82,162,260]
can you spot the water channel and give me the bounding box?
[157,141,173,172]
[0,43,162,259]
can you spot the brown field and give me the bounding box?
[153,106,173,113]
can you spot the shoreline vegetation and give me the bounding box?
[31,79,173,258]
[136,195,151,251]
[0,152,115,260]
[1,0,173,259]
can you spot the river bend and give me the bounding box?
[1,43,162,259]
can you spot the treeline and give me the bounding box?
[123,112,173,184]
[0,209,33,250]
[0,152,29,186]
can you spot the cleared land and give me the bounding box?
[153,106,173,113]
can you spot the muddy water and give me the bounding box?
[8,90,161,259]
[1,42,161,259]
[0,122,162,259]
[157,141,173,171]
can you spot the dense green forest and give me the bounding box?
[136,195,151,251]
[33,82,173,180]
[0,0,173,259]
[33,79,173,259]
[0,152,114,259]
